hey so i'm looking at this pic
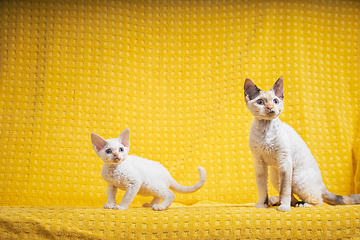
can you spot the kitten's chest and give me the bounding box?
[101,164,137,190]
[249,120,290,166]
[249,128,279,152]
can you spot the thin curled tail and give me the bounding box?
[323,189,360,205]
[170,166,206,193]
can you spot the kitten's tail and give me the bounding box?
[170,166,206,193]
[322,189,360,205]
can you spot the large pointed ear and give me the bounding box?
[271,77,284,100]
[91,133,107,152]
[244,78,261,101]
[118,128,130,148]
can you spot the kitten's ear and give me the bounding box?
[118,128,130,148]
[244,78,261,102]
[271,77,284,100]
[91,133,107,152]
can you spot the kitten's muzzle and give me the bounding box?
[266,105,275,112]
[113,157,123,163]
[262,110,278,120]
[112,154,126,164]
[112,153,121,162]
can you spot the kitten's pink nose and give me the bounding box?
[267,106,274,110]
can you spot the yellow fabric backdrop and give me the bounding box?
[0,0,359,209]
[1,1,360,239]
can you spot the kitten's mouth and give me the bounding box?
[262,111,277,119]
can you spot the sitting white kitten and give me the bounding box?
[91,128,206,211]
[244,77,360,212]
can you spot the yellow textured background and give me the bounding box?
[0,0,359,210]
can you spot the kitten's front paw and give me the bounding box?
[103,203,116,209]
[152,204,168,211]
[277,204,291,212]
[268,196,280,206]
[254,202,268,208]
[113,205,128,210]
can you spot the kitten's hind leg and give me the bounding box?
[152,190,175,211]
[294,190,323,208]
[295,201,313,207]
[142,197,161,208]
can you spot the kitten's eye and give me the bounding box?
[256,99,264,105]
[105,149,112,154]
[119,147,124,152]
[273,99,280,104]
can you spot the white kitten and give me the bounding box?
[244,77,360,212]
[91,128,206,211]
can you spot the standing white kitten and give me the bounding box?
[91,128,206,211]
[244,77,360,212]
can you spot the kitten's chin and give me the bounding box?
[257,112,280,120]
[104,157,125,165]
[113,159,121,164]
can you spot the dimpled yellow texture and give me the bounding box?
[1,0,360,239]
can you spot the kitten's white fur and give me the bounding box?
[245,77,360,212]
[91,128,206,211]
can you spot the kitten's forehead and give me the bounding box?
[105,138,123,148]
[255,90,276,100]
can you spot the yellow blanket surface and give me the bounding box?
[1,204,360,239]
[0,0,359,239]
